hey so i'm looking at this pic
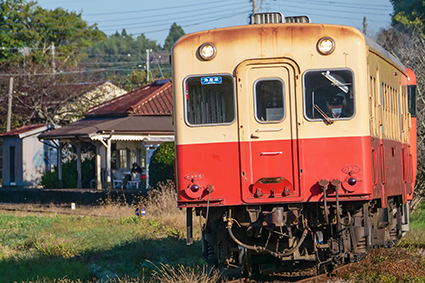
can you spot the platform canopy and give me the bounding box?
[38,115,174,143]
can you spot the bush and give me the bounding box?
[41,159,94,188]
[149,142,175,188]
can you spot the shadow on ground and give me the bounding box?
[0,236,204,283]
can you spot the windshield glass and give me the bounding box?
[185,75,235,125]
[304,69,354,120]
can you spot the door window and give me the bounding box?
[254,79,285,123]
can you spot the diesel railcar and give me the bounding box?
[172,13,417,275]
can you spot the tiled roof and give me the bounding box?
[0,124,48,137]
[85,79,172,117]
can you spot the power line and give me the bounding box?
[0,9,250,36]
[0,1,247,27]
[83,0,247,16]
[285,0,391,9]
[99,8,250,31]
[130,11,250,36]
[272,2,392,17]
[94,3,248,27]
[0,66,170,77]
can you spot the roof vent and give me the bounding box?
[251,12,283,24]
[285,16,310,23]
[250,12,310,24]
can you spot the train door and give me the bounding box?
[236,60,299,203]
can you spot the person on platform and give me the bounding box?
[122,162,143,189]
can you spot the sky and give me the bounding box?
[36,0,394,47]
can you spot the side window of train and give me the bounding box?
[254,79,285,123]
[303,69,354,120]
[184,75,235,126]
[408,85,417,117]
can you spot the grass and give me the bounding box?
[340,201,425,283]
[2,186,425,283]
[408,201,425,231]
[0,182,211,283]
[399,201,425,250]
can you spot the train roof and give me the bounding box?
[174,21,406,75]
[364,35,405,73]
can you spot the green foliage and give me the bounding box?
[0,214,59,248]
[129,70,146,85]
[83,30,161,84]
[399,202,425,249]
[390,0,425,34]
[41,158,95,188]
[120,216,141,224]
[148,142,175,188]
[28,233,77,258]
[164,23,185,51]
[409,201,425,230]
[0,0,105,64]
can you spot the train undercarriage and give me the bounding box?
[195,196,410,276]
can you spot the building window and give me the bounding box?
[119,149,127,168]
[130,149,138,165]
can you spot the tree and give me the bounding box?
[164,23,185,51]
[0,0,105,64]
[149,142,175,188]
[125,70,146,91]
[82,30,170,88]
[390,0,425,34]
[0,61,101,128]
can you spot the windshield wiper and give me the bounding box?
[322,71,349,93]
[314,104,334,125]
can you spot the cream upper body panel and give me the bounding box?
[172,23,405,146]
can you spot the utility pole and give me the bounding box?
[51,42,56,74]
[253,0,257,14]
[146,49,151,82]
[6,77,13,132]
[363,17,368,35]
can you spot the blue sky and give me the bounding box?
[36,0,394,47]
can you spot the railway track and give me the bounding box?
[224,262,361,283]
[0,203,132,218]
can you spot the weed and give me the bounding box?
[28,234,77,258]
[371,255,387,264]
[139,181,187,232]
[120,216,142,225]
[148,261,221,283]
[97,192,128,207]
[18,278,83,283]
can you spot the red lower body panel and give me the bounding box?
[177,136,413,208]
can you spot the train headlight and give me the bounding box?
[199,43,217,60]
[317,37,335,55]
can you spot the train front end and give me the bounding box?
[172,15,413,274]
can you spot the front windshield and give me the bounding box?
[304,69,354,120]
[185,75,235,125]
